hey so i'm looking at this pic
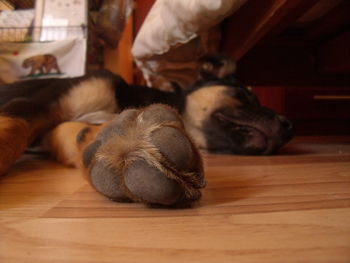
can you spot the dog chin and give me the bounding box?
[202,126,284,156]
[236,125,268,155]
[234,124,292,155]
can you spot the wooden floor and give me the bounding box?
[1,136,350,263]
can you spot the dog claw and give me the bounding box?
[83,104,205,207]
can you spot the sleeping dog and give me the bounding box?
[183,54,294,155]
[0,55,293,207]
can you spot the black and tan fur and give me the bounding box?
[0,55,293,207]
[41,104,204,206]
[0,70,204,207]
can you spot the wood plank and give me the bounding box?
[318,31,350,74]
[306,0,350,39]
[0,156,86,218]
[221,0,318,60]
[1,209,349,263]
[42,160,350,218]
[0,136,350,262]
[103,16,134,83]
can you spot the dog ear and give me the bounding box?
[198,54,236,80]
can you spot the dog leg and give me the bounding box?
[0,115,30,175]
[43,104,206,207]
[0,97,61,176]
[41,121,106,168]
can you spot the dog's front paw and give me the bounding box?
[82,104,205,207]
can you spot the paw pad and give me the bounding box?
[82,104,205,207]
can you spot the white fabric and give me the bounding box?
[0,38,86,83]
[132,0,248,89]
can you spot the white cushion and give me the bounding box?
[132,0,248,88]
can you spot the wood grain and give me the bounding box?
[221,0,319,60]
[1,136,350,263]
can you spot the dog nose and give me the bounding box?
[277,115,293,130]
[277,114,294,142]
